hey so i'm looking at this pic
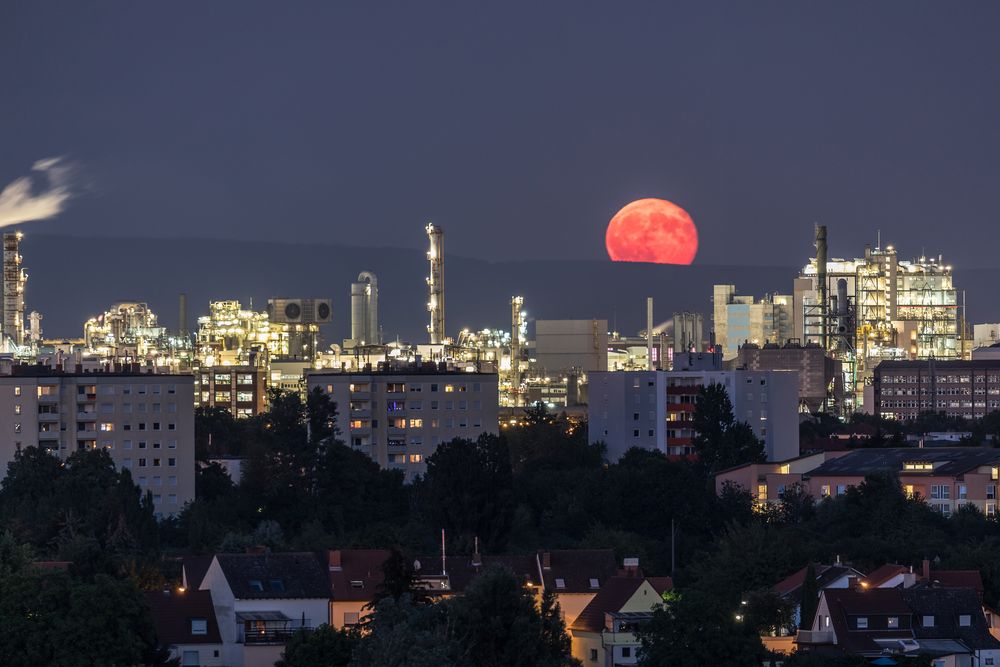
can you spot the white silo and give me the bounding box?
[351,271,380,345]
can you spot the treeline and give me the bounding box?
[3,386,1000,665]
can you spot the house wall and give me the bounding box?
[557,592,597,629]
[330,600,370,630]
[571,631,603,667]
[199,559,240,667]
[169,642,224,667]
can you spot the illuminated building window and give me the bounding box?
[409,419,423,428]
[409,454,422,463]
[100,423,114,432]
[444,385,454,393]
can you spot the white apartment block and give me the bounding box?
[307,367,499,481]
[588,369,799,463]
[0,368,195,516]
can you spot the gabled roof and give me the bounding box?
[214,553,329,600]
[182,555,213,590]
[864,564,909,588]
[326,549,391,602]
[423,554,539,594]
[536,549,618,594]
[569,577,668,634]
[821,588,913,655]
[145,590,222,645]
[773,564,864,600]
[927,571,984,594]
[902,587,1000,651]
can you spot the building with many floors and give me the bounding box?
[588,364,799,462]
[306,363,499,480]
[874,359,1000,421]
[0,363,195,516]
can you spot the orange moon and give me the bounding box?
[605,198,698,265]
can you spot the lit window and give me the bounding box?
[409,419,423,428]
[444,385,454,393]
[100,423,114,432]
[13,387,21,396]
[409,454,422,463]
[856,617,868,629]
[13,404,20,414]
[888,616,899,628]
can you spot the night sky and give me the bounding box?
[4,2,1000,268]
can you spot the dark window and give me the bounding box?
[269,579,284,592]
[248,580,263,592]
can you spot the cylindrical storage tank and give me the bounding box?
[351,281,367,343]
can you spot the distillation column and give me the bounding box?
[510,296,524,406]
[426,223,445,344]
[3,232,26,348]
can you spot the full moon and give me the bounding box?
[605,198,698,265]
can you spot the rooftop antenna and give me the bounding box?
[441,528,447,576]
[876,229,881,250]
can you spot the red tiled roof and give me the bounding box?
[536,549,618,594]
[145,589,222,645]
[326,549,391,602]
[569,577,646,633]
[820,588,912,655]
[647,577,674,596]
[929,570,984,594]
[182,555,213,590]
[863,564,908,588]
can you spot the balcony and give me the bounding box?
[795,630,833,645]
[350,409,372,419]
[38,412,60,422]
[243,627,314,645]
[38,431,60,441]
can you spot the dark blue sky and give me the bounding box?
[4,2,1000,266]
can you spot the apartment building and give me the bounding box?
[717,447,1000,517]
[0,365,195,516]
[306,364,499,480]
[874,359,1000,421]
[588,368,799,462]
[194,365,268,418]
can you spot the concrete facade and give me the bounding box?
[588,369,799,462]
[874,359,1000,421]
[0,368,195,516]
[534,319,609,374]
[307,366,499,480]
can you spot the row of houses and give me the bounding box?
[716,446,1000,517]
[149,548,671,667]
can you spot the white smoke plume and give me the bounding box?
[0,157,73,228]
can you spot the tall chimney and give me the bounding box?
[3,232,26,347]
[510,296,524,406]
[647,297,654,371]
[815,224,828,351]
[426,223,445,344]
[178,292,188,337]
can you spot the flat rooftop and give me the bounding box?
[806,447,1000,477]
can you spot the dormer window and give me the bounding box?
[555,578,566,589]
[856,617,868,629]
[888,616,899,629]
[248,580,264,592]
[903,461,935,471]
[960,614,971,627]
[191,618,207,635]
[589,578,600,589]
[350,580,364,589]
[923,615,935,627]
[269,579,284,592]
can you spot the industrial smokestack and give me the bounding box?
[178,293,187,337]
[647,297,654,371]
[815,224,828,351]
[511,296,524,406]
[2,231,26,347]
[351,271,380,345]
[426,223,445,344]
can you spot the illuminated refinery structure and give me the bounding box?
[796,225,960,412]
[349,271,380,347]
[2,232,26,351]
[426,222,446,344]
[82,302,192,369]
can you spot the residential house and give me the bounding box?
[146,588,224,667]
[798,586,1000,665]
[198,552,330,667]
[568,574,673,666]
[771,561,866,631]
[326,549,390,630]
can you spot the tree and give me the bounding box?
[448,565,578,667]
[637,590,766,666]
[277,624,355,667]
[693,384,765,476]
[0,567,165,667]
[372,548,427,606]
[350,595,457,667]
[799,563,819,630]
[420,434,515,551]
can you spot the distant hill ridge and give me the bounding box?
[17,234,995,345]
